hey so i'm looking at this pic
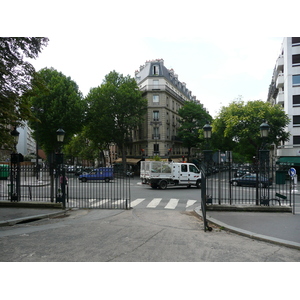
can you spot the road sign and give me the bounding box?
[288,167,296,177]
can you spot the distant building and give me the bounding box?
[115,59,206,166]
[17,123,36,156]
[267,37,300,167]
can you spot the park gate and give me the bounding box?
[0,165,131,209]
[200,151,294,207]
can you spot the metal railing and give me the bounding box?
[0,165,131,209]
[201,161,294,206]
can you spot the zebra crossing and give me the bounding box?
[67,198,199,210]
[131,198,198,210]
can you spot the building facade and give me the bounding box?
[122,59,203,162]
[17,123,36,157]
[267,37,300,166]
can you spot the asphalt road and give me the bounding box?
[0,207,299,262]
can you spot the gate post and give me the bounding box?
[201,150,213,232]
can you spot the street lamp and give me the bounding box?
[201,122,213,232]
[202,123,213,165]
[203,123,212,139]
[56,128,65,143]
[260,121,270,139]
[258,121,270,205]
[10,127,20,202]
[56,128,66,208]
[31,107,44,181]
[10,127,20,152]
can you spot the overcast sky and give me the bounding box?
[30,36,283,117]
[5,1,297,118]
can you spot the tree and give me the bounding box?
[27,67,86,155]
[64,130,96,165]
[85,70,148,169]
[212,100,290,161]
[0,37,49,149]
[177,101,212,162]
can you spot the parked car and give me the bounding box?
[234,167,253,177]
[78,167,114,182]
[230,173,272,187]
[74,167,93,176]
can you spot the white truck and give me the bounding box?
[140,161,201,189]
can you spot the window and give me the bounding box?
[153,95,159,103]
[153,65,159,75]
[293,95,300,105]
[293,136,300,144]
[292,37,300,44]
[181,165,187,172]
[293,54,300,65]
[153,127,159,138]
[292,75,300,86]
[153,79,159,87]
[293,115,300,125]
[153,143,159,153]
[189,165,199,173]
[153,111,159,121]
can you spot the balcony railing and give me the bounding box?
[276,73,284,88]
[276,55,284,72]
[140,84,191,103]
[277,91,284,105]
[277,144,300,156]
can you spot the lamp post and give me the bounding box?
[55,128,66,208]
[31,107,44,181]
[203,123,213,172]
[10,127,20,202]
[258,121,270,205]
[201,122,213,232]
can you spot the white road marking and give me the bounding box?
[147,198,162,208]
[165,198,179,209]
[131,198,145,207]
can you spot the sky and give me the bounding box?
[4,1,298,119]
[29,36,283,117]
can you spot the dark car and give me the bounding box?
[230,173,272,187]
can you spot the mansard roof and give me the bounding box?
[135,59,194,100]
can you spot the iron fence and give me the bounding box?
[0,165,131,209]
[201,159,295,207]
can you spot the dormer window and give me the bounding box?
[153,65,159,75]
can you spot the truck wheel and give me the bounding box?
[105,178,110,183]
[196,180,201,189]
[81,177,87,183]
[159,180,168,190]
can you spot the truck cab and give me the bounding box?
[177,163,201,185]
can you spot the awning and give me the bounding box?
[113,158,141,164]
[276,157,300,166]
[171,158,185,162]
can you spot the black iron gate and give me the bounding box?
[0,165,131,209]
[200,152,295,207]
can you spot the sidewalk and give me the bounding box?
[0,202,66,226]
[195,207,300,250]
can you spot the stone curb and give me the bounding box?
[0,210,69,227]
[194,206,300,251]
[0,201,63,209]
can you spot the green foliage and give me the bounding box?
[27,67,86,155]
[85,70,148,165]
[0,37,48,149]
[212,100,290,160]
[178,101,212,160]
